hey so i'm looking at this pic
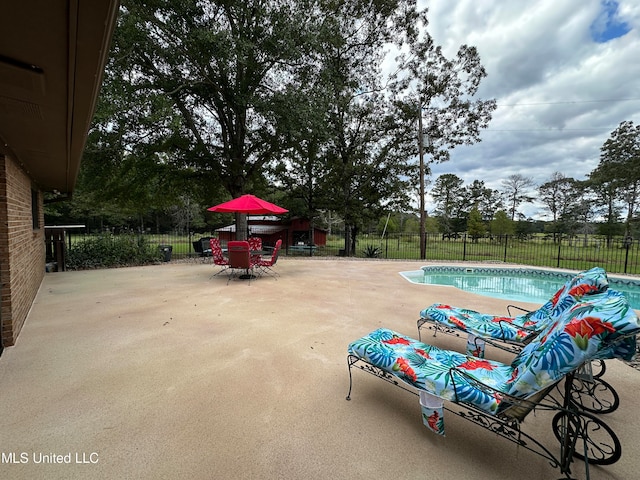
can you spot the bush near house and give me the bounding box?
[66,234,161,270]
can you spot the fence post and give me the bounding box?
[463,234,467,261]
[503,235,508,263]
[557,236,562,268]
[624,236,633,273]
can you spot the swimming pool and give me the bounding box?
[399,266,640,310]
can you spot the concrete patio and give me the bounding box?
[1,259,638,480]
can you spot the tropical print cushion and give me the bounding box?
[349,328,514,414]
[420,306,535,342]
[509,289,639,398]
[545,267,609,321]
[420,267,609,343]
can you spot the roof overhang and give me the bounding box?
[0,1,120,193]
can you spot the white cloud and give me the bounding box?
[418,0,640,219]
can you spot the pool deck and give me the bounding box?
[1,259,639,480]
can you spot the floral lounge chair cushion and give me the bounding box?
[508,289,639,397]
[348,289,638,415]
[349,328,513,414]
[420,267,609,343]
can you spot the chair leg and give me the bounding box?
[210,265,228,279]
[260,266,279,278]
[227,267,254,285]
[227,268,237,285]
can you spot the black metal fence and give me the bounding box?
[48,228,640,275]
[351,233,640,275]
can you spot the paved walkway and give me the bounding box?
[1,259,638,479]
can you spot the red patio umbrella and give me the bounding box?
[207,194,288,215]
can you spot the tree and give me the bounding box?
[465,180,503,221]
[538,172,579,240]
[430,174,465,235]
[387,8,496,257]
[490,210,515,239]
[268,76,333,247]
[377,215,398,235]
[75,0,494,250]
[569,180,599,246]
[387,10,496,166]
[501,174,535,221]
[93,0,322,238]
[300,0,424,256]
[595,120,640,238]
[467,206,485,241]
[71,40,196,232]
[267,0,424,256]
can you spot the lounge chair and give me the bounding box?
[346,289,639,479]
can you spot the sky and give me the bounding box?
[418,0,640,219]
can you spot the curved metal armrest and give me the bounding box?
[506,303,532,316]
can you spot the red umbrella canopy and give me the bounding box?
[207,194,288,215]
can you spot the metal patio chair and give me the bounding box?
[256,239,282,278]
[226,240,255,285]
[209,238,230,277]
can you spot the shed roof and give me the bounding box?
[216,224,286,235]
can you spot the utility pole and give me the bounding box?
[418,105,426,260]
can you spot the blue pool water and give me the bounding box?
[400,266,640,310]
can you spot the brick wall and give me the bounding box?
[0,154,45,347]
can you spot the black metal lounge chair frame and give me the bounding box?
[346,354,621,480]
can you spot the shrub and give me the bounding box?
[67,234,161,270]
[362,245,380,258]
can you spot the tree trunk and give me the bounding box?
[235,213,248,240]
[344,226,351,256]
[350,225,358,254]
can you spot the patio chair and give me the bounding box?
[346,289,639,479]
[248,236,263,252]
[192,237,213,262]
[248,236,263,264]
[209,238,229,277]
[226,240,255,285]
[256,239,282,278]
